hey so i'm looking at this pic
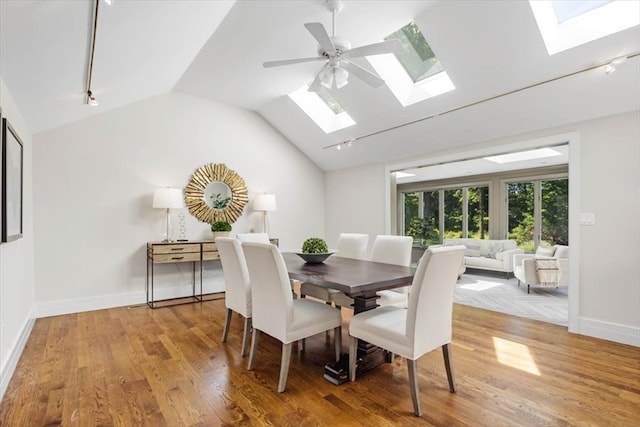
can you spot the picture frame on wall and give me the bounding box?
[2,117,24,242]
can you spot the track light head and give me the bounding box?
[87,90,99,106]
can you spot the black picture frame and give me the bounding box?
[1,117,24,242]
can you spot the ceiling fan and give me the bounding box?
[263,0,402,92]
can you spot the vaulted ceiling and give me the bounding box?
[1,0,638,171]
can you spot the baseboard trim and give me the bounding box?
[0,316,35,401]
[579,317,640,347]
[33,291,147,318]
[32,283,226,319]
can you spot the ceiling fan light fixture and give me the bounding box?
[319,67,334,89]
[334,66,349,89]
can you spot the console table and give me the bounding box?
[146,240,220,308]
[146,238,279,308]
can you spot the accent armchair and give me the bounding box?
[513,245,569,293]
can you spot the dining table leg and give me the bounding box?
[323,292,389,384]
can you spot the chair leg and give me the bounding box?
[442,343,456,393]
[247,329,260,370]
[528,284,530,294]
[334,326,342,362]
[348,336,358,382]
[221,308,232,342]
[240,317,252,357]
[407,359,422,417]
[278,342,293,393]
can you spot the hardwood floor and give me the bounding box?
[1,296,639,426]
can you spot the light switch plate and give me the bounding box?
[579,213,595,225]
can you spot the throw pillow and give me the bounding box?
[480,240,502,259]
[554,245,569,259]
[536,246,555,257]
[487,242,502,259]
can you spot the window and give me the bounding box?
[386,22,443,83]
[507,178,568,252]
[402,185,489,245]
[529,0,639,55]
[368,22,455,107]
[288,85,355,133]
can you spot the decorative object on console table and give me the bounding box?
[1,117,24,243]
[153,187,184,242]
[253,193,276,235]
[177,211,187,241]
[211,220,232,239]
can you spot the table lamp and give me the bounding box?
[254,193,276,235]
[153,187,184,242]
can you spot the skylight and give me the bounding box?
[484,148,562,164]
[530,0,640,55]
[386,22,443,83]
[552,0,612,23]
[368,22,455,107]
[288,85,355,134]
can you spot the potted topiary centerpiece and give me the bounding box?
[211,221,232,239]
[295,237,335,263]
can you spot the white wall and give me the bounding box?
[0,77,36,395]
[324,163,387,254]
[32,92,324,315]
[326,110,640,346]
[576,112,640,340]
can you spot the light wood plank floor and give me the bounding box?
[1,296,639,426]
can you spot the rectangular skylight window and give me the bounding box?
[385,22,443,83]
[369,22,455,107]
[484,148,562,164]
[394,171,416,178]
[288,85,355,134]
[316,87,344,114]
[530,0,639,55]
[552,0,612,24]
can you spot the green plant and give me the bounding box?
[406,217,439,245]
[211,221,232,232]
[210,193,231,209]
[302,237,328,254]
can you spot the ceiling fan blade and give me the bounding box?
[308,64,329,92]
[341,60,385,88]
[263,56,325,68]
[304,22,336,56]
[343,38,403,58]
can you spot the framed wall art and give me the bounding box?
[2,117,24,242]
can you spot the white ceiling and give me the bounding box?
[1,0,638,173]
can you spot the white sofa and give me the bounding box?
[443,238,524,276]
[513,245,569,293]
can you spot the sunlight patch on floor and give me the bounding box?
[492,336,541,375]
[460,281,504,291]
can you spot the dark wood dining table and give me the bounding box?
[282,252,415,384]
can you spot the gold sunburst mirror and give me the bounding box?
[184,163,248,224]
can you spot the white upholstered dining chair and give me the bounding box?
[242,242,343,393]
[300,233,369,307]
[236,233,270,244]
[348,245,467,416]
[370,235,413,307]
[216,237,252,356]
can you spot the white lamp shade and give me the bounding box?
[153,188,184,209]
[254,193,276,212]
[334,67,349,89]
